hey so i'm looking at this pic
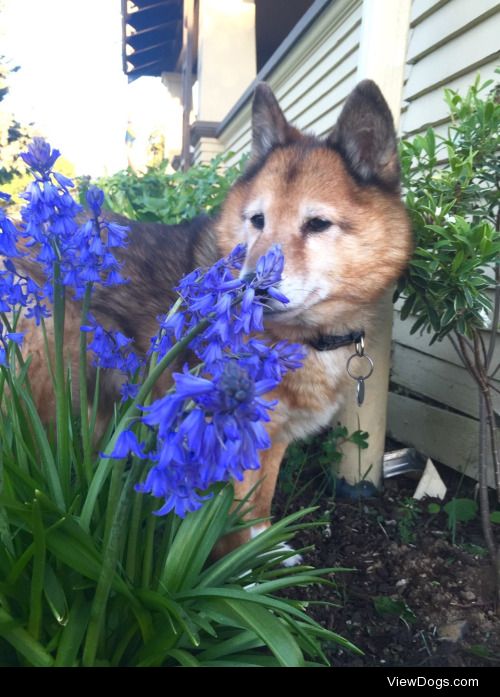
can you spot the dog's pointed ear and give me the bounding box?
[251,83,300,160]
[327,80,400,191]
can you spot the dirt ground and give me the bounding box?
[273,456,500,667]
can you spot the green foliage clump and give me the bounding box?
[398,73,500,342]
[90,154,246,225]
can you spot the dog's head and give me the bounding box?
[217,80,412,337]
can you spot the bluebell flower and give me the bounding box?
[6,332,24,345]
[0,205,47,326]
[104,221,129,248]
[20,137,61,174]
[0,209,22,258]
[120,381,140,402]
[86,186,105,215]
[83,320,143,377]
[53,172,74,190]
[0,321,26,367]
[103,428,146,459]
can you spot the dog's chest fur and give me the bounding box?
[272,346,351,443]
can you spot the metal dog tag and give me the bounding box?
[346,337,374,408]
[356,377,365,407]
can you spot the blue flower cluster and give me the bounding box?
[19,138,128,302]
[82,317,143,388]
[109,244,306,517]
[0,139,133,369]
[0,192,44,365]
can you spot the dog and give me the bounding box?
[20,80,412,557]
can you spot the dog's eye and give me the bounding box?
[250,213,265,230]
[304,218,332,234]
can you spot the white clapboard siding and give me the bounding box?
[411,0,449,25]
[402,57,499,134]
[393,310,500,372]
[218,0,362,160]
[391,343,500,419]
[401,0,500,134]
[194,137,224,164]
[388,394,496,487]
[408,0,500,62]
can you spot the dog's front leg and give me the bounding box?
[212,439,288,559]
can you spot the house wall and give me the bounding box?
[401,0,500,137]
[218,0,363,162]
[388,0,500,482]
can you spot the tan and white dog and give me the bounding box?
[21,80,412,557]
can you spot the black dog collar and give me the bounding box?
[308,330,365,352]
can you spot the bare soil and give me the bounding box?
[273,460,500,667]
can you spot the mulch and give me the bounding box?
[273,458,500,667]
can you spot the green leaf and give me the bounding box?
[196,630,264,661]
[136,589,199,647]
[177,585,327,630]
[43,563,69,626]
[199,597,304,667]
[451,249,464,273]
[444,498,478,525]
[349,430,369,449]
[198,506,317,589]
[82,463,138,666]
[161,484,233,593]
[12,387,65,509]
[427,503,441,515]
[489,511,500,525]
[54,595,91,667]
[164,648,201,667]
[0,607,54,667]
[425,128,436,157]
[373,596,417,624]
[28,498,45,640]
[399,294,416,321]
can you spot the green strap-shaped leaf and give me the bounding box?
[54,595,91,667]
[43,563,69,626]
[199,597,304,667]
[160,485,233,594]
[0,607,54,667]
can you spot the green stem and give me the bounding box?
[52,260,70,502]
[0,607,54,667]
[40,317,56,387]
[102,458,126,551]
[89,367,101,436]
[82,461,137,666]
[79,284,93,484]
[28,498,45,641]
[124,361,157,584]
[125,489,143,584]
[141,512,156,590]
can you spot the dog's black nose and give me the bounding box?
[242,271,256,285]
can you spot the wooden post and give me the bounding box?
[181,0,196,171]
[336,0,412,487]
